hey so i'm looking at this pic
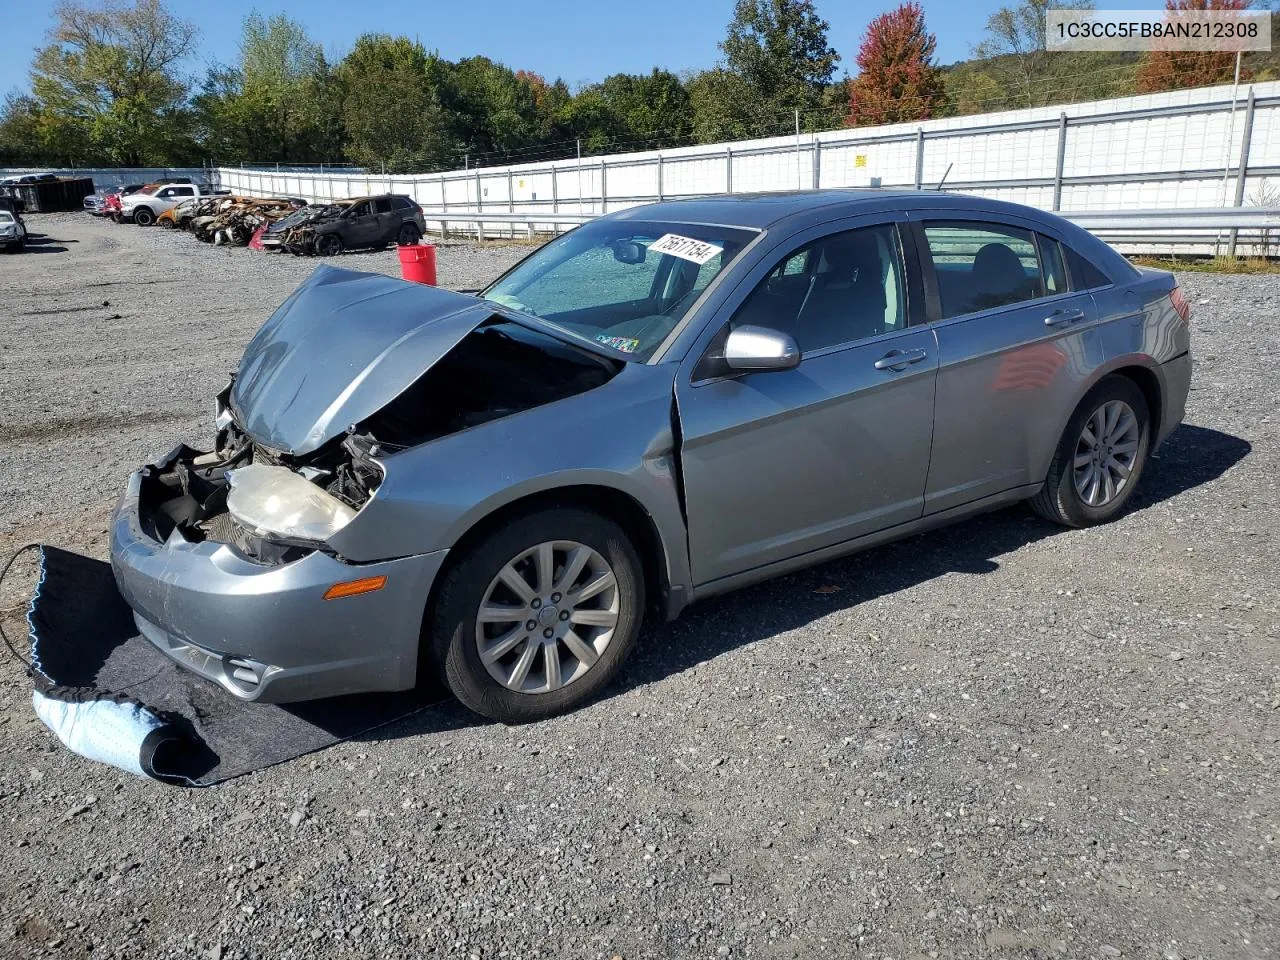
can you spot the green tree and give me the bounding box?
[687,68,756,142]
[445,56,546,160]
[337,35,457,172]
[717,0,840,134]
[192,13,341,164]
[557,86,625,154]
[0,94,45,164]
[942,67,1007,116]
[27,0,198,164]
[973,0,1096,108]
[560,69,694,152]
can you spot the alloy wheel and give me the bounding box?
[1073,399,1141,507]
[474,540,620,695]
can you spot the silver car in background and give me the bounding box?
[110,191,1192,723]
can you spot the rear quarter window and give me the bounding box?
[1066,247,1113,289]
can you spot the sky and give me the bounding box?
[0,0,1173,98]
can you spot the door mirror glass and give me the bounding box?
[724,325,800,372]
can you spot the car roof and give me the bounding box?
[604,190,1064,231]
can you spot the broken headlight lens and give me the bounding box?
[226,464,355,544]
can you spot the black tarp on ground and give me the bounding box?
[24,545,437,785]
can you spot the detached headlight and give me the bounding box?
[226,464,354,543]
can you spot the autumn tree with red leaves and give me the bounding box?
[1136,0,1253,93]
[848,2,946,126]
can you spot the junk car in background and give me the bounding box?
[0,209,26,251]
[266,194,426,255]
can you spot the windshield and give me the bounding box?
[481,219,756,360]
[0,212,13,223]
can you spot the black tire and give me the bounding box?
[425,507,645,724]
[314,233,342,256]
[133,207,155,226]
[1031,375,1151,528]
[397,223,421,245]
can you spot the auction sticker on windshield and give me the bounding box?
[650,233,724,265]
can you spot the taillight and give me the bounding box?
[1170,285,1191,323]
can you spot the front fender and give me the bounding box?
[325,363,692,596]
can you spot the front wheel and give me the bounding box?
[313,233,342,256]
[426,508,645,723]
[133,207,155,226]
[1031,375,1151,527]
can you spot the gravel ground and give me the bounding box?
[0,213,1277,960]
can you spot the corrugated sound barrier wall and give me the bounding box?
[208,82,1280,231]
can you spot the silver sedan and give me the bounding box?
[110,191,1192,722]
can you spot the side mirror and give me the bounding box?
[723,325,800,372]
[610,239,646,265]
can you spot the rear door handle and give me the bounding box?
[874,348,928,371]
[1044,308,1086,327]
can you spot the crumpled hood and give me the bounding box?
[231,265,492,455]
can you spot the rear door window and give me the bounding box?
[374,197,393,214]
[1039,236,1068,294]
[923,222,1048,318]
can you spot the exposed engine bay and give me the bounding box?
[135,320,620,564]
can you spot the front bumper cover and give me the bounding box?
[109,456,447,703]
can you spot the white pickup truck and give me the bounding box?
[120,182,228,226]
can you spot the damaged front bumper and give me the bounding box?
[109,451,447,703]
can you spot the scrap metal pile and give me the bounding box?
[169,196,304,246]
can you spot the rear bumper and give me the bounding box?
[109,458,448,703]
[1157,351,1192,448]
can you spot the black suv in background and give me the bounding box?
[311,194,425,255]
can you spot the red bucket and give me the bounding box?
[397,242,437,286]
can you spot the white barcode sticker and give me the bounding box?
[649,233,723,265]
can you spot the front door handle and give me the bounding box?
[874,348,928,371]
[1044,308,1086,327]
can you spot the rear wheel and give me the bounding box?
[426,508,644,723]
[1031,375,1151,527]
[314,233,342,256]
[397,223,421,245]
[133,207,155,226]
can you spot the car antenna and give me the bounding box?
[935,163,953,191]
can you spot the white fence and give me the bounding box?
[213,81,1280,243]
